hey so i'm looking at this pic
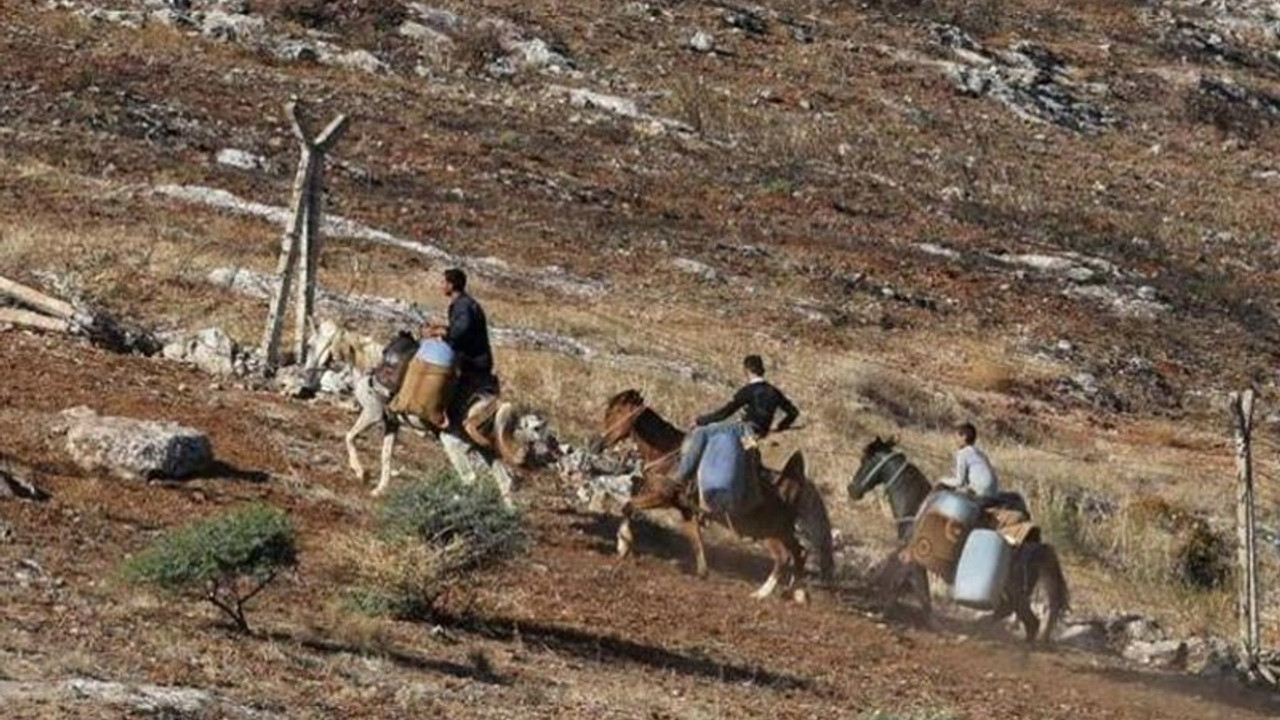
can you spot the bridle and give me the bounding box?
[860,449,915,526]
[599,403,682,474]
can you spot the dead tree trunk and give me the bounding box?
[259,101,349,374]
[1231,389,1260,676]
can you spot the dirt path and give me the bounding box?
[1,333,1276,719]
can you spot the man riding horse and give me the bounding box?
[941,422,1033,536]
[419,267,505,479]
[670,355,799,512]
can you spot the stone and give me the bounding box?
[508,39,571,70]
[199,10,265,43]
[1065,266,1098,284]
[327,49,388,74]
[319,367,354,395]
[670,257,720,282]
[186,327,237,376]
[214,148,266,172]
[1057,621,1108,651]
[62,407,213,481]
[1136,285,1159,301]
[690,30,715,53]
[1123,639,1188,669]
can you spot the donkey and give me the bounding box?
[847,436,1070,643]
[590,389,834,601]
[344,332,552,501]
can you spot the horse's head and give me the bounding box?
[588,389,646,454]
[847,435,899,501]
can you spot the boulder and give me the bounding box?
[0,518,12,543]
[164,327,237,376]
[63,407,212,481]
[215,148,266,172]
[690,30,715,54]
[1122,639,1188,669]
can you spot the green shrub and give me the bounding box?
[344,470,527,620]
[122,504,296,633]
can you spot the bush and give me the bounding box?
[343,470,527,620]
[122,504,296,633]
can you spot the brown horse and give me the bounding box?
[590,389,834,600]
[847,436,1070,642]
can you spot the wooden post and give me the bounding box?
[259,101,348,374]
[1231,389,1260,675]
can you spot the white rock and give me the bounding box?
[690,30,715,53]
[670,257,720,281]
[199,10,265,42]
[327,49,388,74]
[1122,639,1188,669]
[509,39,571,70]
[187,327,237,376]
[214,148,266,172]
[62,407,213,481]
[319,367,354,395]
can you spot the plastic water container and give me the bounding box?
[698,429,748,514]
[414,338,455,368]
[928,490,982,527]
[953,529,1013,610]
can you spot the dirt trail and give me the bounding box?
[1,333,1276,719]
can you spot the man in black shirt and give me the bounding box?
[670,355,800,507]
[694,355,799,437]
[425,268,500,435]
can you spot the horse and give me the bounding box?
[589,389,834,601]
[343,331,554,501]
[846,436,1069,643]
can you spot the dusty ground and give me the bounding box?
[1,332,1278,719]
[3,0,1280,716]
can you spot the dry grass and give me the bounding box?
[962,359,1018,394]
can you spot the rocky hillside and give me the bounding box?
[3,0,1280,717]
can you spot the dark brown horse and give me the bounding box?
[591,389,834,600]
[847,436,1069,642]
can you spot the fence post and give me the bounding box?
[1231,389,1260,676]
[259,101,348,375]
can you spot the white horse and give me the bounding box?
[344,358,554,502]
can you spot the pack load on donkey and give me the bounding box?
[906,487,1031,610]
[388,338,457,429]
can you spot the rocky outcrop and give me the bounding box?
[889,25,1117,132]
[62,407,212,481]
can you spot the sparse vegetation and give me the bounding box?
[339,470,527,620]
[122,504,297,634]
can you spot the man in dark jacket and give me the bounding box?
[425,268,500,438]
[670,355,800,510]
[694,355,799,438]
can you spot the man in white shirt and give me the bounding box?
[943,422,999,500]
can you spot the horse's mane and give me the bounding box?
[607,388,683,450]
[606,388,644,409]
[861,435,898,462]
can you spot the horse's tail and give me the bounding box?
[1031,542,1070,642]
[781,451,835,584]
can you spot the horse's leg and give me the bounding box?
[617,483,677,560]
[782,532,810,604]
[439,432,479,484]
[344,394,383,481]
[1015,596,1041,644]
[371,424,398,497]
[685,510,708,579]
[752,537,786,600]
